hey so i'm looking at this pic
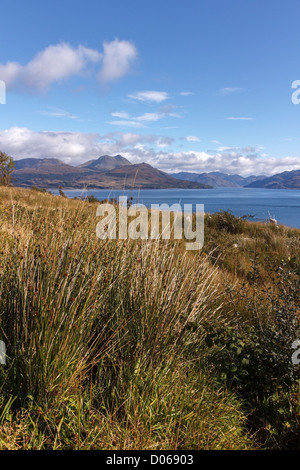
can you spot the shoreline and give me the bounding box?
[7,185,300,232]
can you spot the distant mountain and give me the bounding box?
[171,172,240,187]
[15,158,85,175]
[79,154,131,171]
[13,158,94,187]
[12,156,211,189]
[246,170,300,189]
[170,171,265,188]
[97,163,211,189]
[242,175,267,186]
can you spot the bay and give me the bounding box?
[51,188,300,230]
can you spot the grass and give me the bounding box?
[0,186,299,449]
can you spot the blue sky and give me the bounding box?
[1,0,300,175]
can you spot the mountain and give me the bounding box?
[15,158,86,174]
[96,163,211,189]
[171,172,240,187]
[12,156,211,189]
[79,154,131,171]
[242,175,267,186]
[13,158,94,187]
[246,170,300,189]
[170,171,265,188]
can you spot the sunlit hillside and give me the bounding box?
[0,187,299,449]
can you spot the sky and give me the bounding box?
[1,0,300,176]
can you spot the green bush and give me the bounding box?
[206,255,300,448]
[207,210,246,234]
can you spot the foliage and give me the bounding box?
[0,187,252,449]
[206,251,300,449]
[206,210,247,234]
[0,188,299,449]
[31,186,50,194]
[85,194,99,203]
[58,186,66,197]
[0,152,15,186]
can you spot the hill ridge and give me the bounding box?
[12,155,211,189]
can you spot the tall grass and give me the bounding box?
[0,188,252,449]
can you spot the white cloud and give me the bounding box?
[0,127,102,165]
[134,112,164,122]
[111,111,130,119]
[105,132,173,148]
[2,127,300,176]
[217,146,234,151]
[109,106,180,127]
[138,150,300,176]
[179,91,194,96]
[0,43,101,91]
[98,38,138,83]
[216,145,257,153]
[219,87,244,95]
[186,136,200,142]
[39,107,78,120]
[226,117,253,121]
[107,120,145,128]
[0,39,138,92]
[127,91,169,103]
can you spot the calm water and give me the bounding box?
[52,188,300,229]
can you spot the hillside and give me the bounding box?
[79,154,132,171]
[170,171,266,188]
[0,187,299,450]
[246,169,300,189]
[99,162,211,189]
[12,156,211,189]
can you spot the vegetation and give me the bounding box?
[0,152,15,186]
[58,186,67,198]
[0,187,299,449]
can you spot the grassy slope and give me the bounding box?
[0,187,299,450]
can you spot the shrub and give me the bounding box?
[206,254,300,448]
[207,210,246,234]
[85,194,99,203]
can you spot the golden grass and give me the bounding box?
[0,186,298,449]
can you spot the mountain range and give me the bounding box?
[171,170,300,189]
[12,155,211,189]
[245,169,300,189]
[12,156,300,190]
[170,171,266,188]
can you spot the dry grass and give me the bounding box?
[0,186,254,449]
[0,187,299,449]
